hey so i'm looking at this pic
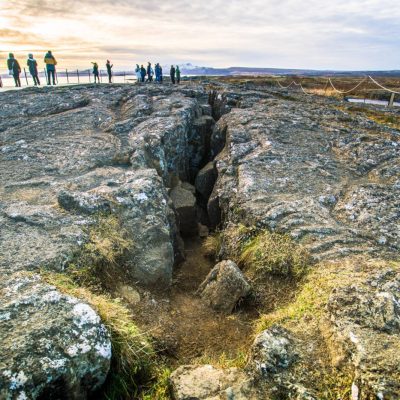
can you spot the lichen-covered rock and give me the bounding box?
[197,260,251,313]
[0,272,111,400]
[169,364,259,400]
[250,326,297,377]
[209,90,399,260]
[326,266,400,398]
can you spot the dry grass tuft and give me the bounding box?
[41,272,155,400]
[194,349,248,370]
[202,232,222,258]
[239,230,310,278]
[69,214,133,287]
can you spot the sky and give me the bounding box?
[0,0,399,71]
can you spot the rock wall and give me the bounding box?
[0,84,213,398]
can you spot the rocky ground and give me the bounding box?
[0,80,399,399]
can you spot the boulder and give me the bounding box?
[195,161,217,199]
[170,185,198,236]
[250,326,297,377]
[0,272,111,400]
[169,364,257,400]
[326,266,400,397]
[198,260,251,313]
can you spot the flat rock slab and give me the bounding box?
[198,260,251,313]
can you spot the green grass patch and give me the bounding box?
[240,230,310,278]
[217,224,310,279]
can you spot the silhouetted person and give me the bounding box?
[106,60,113,83]
[7,53,21,87]
[92,62,100,83]
[176,65,181,84]
[27,54,40,86]
[140,65,146,82]
[155,63,161,82]
[146,62,154,82]
[135,64,141,83]
[44,51,57,85]
[170,65,176,84]
[159,64,163,83]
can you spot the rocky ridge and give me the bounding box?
[0,81,399,399]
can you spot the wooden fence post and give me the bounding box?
[388,93,395,107]
[23,68,29,86]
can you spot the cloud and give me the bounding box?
[1,0,399,70]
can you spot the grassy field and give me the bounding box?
[215,75,400,102]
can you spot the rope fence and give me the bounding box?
[274,75,400,99]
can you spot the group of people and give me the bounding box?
[5,52,183,88]
[6,51,57,87]
[89,61,182,85]
[134,62,181,84]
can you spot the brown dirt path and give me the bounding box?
[120,237,258,366]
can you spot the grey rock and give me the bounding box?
[198,260,251,313]
[195,161,217,199]
[169,364,259,400]
[326,267,400,397]
[0,272,111,400]
[250,326,297,376]
[170,185,198,236]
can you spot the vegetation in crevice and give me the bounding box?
[207,223,310,279]
[41,272,156,400]
[42,214,172,400]
[194,349,248,370]
[68,213,133,289]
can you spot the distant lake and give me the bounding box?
[347,98,400,107]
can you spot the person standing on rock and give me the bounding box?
[135,64,141,83]
[7,53,21,87]
[159,64,163,83]
[170,65,176,84]
[106,60,113,83]
[44,51,57,85]
[92,62,100,84]
[155,63,160,82]
[146,62,154,82]
[140,65,146,82]
[176,65,181,84]
[27,54,40,86]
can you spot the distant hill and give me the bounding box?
[176,64,400,77]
